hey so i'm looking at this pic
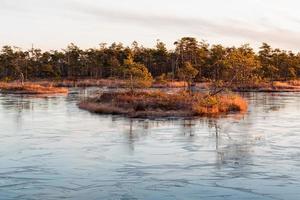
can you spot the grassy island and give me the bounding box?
[0,82,68,94]
[79,91,247,118]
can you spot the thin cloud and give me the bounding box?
[1,0,300,50]
[67,1,300,50]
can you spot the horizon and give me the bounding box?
[1,39,300,54]
[2,0,300,51]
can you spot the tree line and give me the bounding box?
[0,37,299,83]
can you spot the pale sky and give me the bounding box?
[1,0,300,51]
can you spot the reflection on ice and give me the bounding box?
[0,90,300,199]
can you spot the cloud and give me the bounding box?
[1,0,300,50]
[66,1,300,50]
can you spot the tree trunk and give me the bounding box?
[130,74,134,94]
[20,72,24,86]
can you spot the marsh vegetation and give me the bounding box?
[79,91,247,118]
[0,82,68,94]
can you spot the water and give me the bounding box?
[0,89,300,200]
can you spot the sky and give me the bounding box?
[1,0,300,51]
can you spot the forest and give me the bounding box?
[0,37,299,84]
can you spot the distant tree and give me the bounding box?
[258,43,278,84]
[0,38,299,83]
[120,55,153,92]
[205,44,228,81]
[225,45,260,85]
[151,40,170,76]
[177,62,199,93]
[63,43,83,79]
[174,37,209,80]
[276,51,298,80]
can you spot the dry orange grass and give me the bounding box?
[153,81,187,88]
[192,95,248,116]
[273,81,298,89]
[0,82,68,94]
[79,91,248,118]
[288,80,300,86]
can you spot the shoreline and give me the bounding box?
[1,79,300,94]
[233,89,300,93]
[0,82,68,95]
